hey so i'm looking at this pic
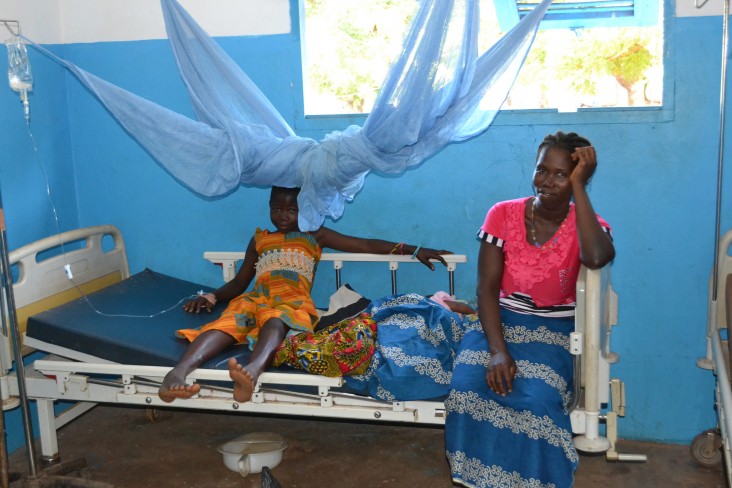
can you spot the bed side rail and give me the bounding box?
[204,252,468,297]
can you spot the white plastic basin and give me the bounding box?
[217,432,287,477]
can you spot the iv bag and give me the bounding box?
[6,36,32,94]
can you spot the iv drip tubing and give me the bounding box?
[26,128,201,319]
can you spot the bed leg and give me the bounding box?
[0,374,19,410]
[604,379,647,462]
[36,399,60,464]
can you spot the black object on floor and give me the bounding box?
[261,467,283,488]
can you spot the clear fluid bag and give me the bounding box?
[6,36,33,94]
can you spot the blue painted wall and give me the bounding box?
[1,1,730,455]
[1,45,78,249]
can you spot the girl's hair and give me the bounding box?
[270,186,301,201]
[536,131,591,160]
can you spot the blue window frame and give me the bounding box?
[493,0,659,30]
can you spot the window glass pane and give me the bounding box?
[303,0,417,115]
[301,0,663,115]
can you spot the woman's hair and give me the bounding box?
[536,131,591,160]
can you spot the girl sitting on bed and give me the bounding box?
[158,186,452,403]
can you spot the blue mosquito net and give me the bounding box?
[29,0,552,231]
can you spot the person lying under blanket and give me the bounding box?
[273,290,476,402]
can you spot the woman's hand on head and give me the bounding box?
[570,146,597,187]
[486,350,516,396]
[183,296,214,314]
[415,248,452,270]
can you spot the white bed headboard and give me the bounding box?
[3,225,129,371]
[11,224,130,309]
[574,265,617,407]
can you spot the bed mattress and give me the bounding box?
[25,269,278,371]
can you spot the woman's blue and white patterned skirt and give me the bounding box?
[445,308,578,488]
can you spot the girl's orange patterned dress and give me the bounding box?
[176,229,322,349]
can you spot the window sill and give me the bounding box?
[295,104,673,132]
[493,105,674,125]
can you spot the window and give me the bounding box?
[301,0,664,115]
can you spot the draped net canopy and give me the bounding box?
[30,0,552,230]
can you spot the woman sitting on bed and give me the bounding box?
[445,131,615,488]
[158,186,452,403]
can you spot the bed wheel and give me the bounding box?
[690,429,723,467]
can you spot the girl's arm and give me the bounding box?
[477,241,516,396]
[312,226,452,270]
[183,237,258,313]
[571,147,616,269]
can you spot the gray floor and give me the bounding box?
[6,405,726,487]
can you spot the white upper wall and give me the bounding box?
[676,0,727,16]
[2,0,723,44]
[1,0,291,44]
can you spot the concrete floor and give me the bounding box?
[6,405,726,488]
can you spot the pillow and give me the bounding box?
[315,284,371,331]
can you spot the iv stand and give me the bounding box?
[0,190,38,482]
[0,19,38,479]
[698,0,729,370]
[1,19,112,487]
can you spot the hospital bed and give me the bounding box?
[693,229,732,482]
[2,225,638,464]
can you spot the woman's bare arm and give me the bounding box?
[477,241,516,396]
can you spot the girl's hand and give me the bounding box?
[570,146,597,187]
[183,295,214,313]
[415,248,452,270]
[486,350,516,396]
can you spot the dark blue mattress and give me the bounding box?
[25,269,281,371]
[26,268,453,402]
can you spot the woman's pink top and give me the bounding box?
[478,197,612,308]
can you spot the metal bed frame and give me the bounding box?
[694,229,732,482]
[1,225,640,464]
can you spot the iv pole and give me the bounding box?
[0,194,38,483]
[1,19,113,488]
[697,0,729,370]
[0,19,39,483]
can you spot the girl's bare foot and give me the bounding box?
[158,369,201,403]
[228,358,256,403]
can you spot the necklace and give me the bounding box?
[529,199,540,247]
[529,197,569,248]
